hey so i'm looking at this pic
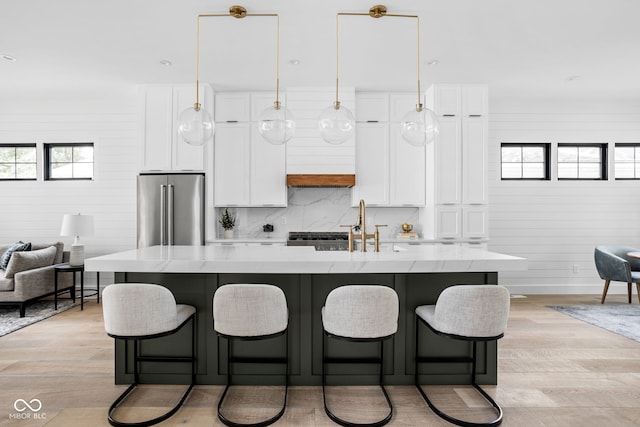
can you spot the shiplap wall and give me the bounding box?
[0,96,139,286]
[487,111,640,294]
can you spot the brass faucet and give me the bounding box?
[341,199,387,252]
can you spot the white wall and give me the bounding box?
[0,88,139,286]
[487,103,640,295]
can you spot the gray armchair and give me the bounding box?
[594,246,640,304]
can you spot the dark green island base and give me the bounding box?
[114,271,499,387]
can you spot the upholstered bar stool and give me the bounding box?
[415,284,510,427]
[322,285,399,427]
[213,284,289,427]
[102,283,196,427]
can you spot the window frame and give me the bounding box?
[556,143,607,181]
[614,142,640,180]
[500,143,551,181]
[43,142,94,181]
[0,143,38,181]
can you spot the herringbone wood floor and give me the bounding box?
[0,294,639,426]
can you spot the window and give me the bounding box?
[557,143,607,180]
[614,143,640,179]
[0,144,37,180]
[44,143,94,180]
[501,143,550,180]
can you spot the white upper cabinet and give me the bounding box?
[213,122,251,206]
[213,92,287,207]
[352,92,426,207]
[353,122,390,205]
[462,117,488,204]
[214,93,251,122]
[139,84,210,172]
[428,85,461,117]
[389,123,426,206]
[355,93,389,122]
[286,87,356,174]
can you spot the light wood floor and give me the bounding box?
[1,294,639,426]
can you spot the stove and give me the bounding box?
[287,232,349,251]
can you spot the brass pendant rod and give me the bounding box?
[275,14,280,108]
[193,7,279,110]
[334,13,340,108]
[336,7,423,111]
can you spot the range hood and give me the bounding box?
[286,174,356,188]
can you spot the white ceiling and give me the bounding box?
[3,0,640,104]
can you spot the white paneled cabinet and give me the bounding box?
[213,92,286,207]
[352,92,425,207]
[140,85,211,171]
[426,84,488,240]
[354,122,390,205]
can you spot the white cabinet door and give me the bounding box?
[214,123,251,206]
[462,205,489,239]
[390,124,425,206]
[353,122,390,206]
[462,118,488,205]
[462,85,488,117]
[172,86,207,171]
[435,206,461,239]
[140,86,173,171]
[427,85,461,117]
[356,92,389,122]
[435,117,462,204]
[215,93,251,122]
[250,127,287,206]
[140,85,208,172]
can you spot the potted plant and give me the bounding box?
[219,208,236,239]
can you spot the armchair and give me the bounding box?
[594,245,640,304]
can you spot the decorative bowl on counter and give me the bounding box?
[401,223,413,233]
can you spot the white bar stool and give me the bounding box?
[102,283,196,427]
[415,284,510,427]
[321,285,399,427]
[213,283,289,427]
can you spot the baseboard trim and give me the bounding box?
[502,283,630,295]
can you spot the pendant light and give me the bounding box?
[178,6,294,146]
[319,5,439,147]
[398,8,440,146]
[257,14,296,145]
[318,13,355,145]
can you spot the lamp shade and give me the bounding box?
[60,214,94,237]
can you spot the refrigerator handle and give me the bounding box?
[160,184,167,245]
[167,184,174,246]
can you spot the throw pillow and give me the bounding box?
[4,246,57,279]
[0,241,31,270]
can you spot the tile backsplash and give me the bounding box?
[215,188,420,240]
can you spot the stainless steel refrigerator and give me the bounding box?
[137,173,205,248]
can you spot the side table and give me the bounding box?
[54,264,100,311]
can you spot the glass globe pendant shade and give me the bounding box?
[177,105,214,146]
[400,107,440,146]
[258,104,296,145]
[318,103,355,145]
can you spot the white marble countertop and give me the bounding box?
[85,244,527,274]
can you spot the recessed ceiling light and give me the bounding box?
[159,59,172,67]
[1,54,16,62]
[426,59,439,66]
[289,59,301,66]
[566,75,580,81]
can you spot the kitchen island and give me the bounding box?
[85,244,526,386]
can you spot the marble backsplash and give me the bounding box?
[214,188,421,240]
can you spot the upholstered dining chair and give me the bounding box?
[213,283,289,427]
[321,285,399,427]
[102,283,196,427]
[415,285,510,427]
[594,245,640,304]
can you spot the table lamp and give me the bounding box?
[60,213,94,266]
